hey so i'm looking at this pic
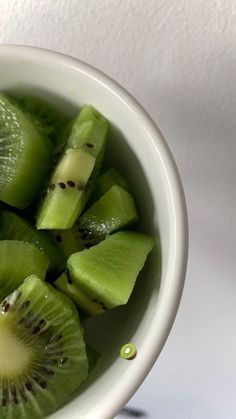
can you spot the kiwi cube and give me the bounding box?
[67,231,155,309]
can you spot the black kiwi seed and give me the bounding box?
[25,381,33,391]
[32,326,41,334]
[2,399,7,407]
[22,300,30,309]
[59,356,68,365]
[3,303,10,313]
[77,182,86,191]
[67,180,76,187]
[39,381,47,389]
[50,184,55,191]
[55,235,62,243]
[58,182,66,189]
[85,142,94,148]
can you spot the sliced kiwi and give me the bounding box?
[20,95,69,132]
[52,227,85,259]
[0,240,49,300]
[0,93,52,209]
[36,105,108,230]
[20,95,71,155]
[0,210,66,273]
[78,185,139,243]
[67,231,155,309]
[54,273,105,316]
[0,275,88,418]
[91,168,130,203]
[36,148,95,230]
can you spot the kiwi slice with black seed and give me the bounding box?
[67,231,155,309]
[0,240,49,301]
[52,226,85,258]
[54,273,105,316]
[36,148,95,230]
[78,185,139,243]
[0,210,66,273]
[0,93,52,209]
[0,275,88,418]
[36,105,108,230]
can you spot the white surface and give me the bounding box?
[0,1,235,418]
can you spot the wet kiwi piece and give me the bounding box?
[67,231,155,309]
[36,105,108,230]
[91,168,130,203]
[54,273,105,316]
[0,210,66,273]
[0,275,88,419]
[36,148,95,230]
[52,227,86,259]
[78,185,139,243]
[0,93,52,209]
[0,240,49,301]
[68,105,109,211]
[19,95,71,155]
[20,95,69,132]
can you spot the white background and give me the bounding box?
[1,1,236,418]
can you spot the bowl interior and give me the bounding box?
[0,46,187,419]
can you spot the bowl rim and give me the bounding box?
[0,44,188,418]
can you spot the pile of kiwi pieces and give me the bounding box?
[0,92,154,418]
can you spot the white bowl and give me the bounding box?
[0,45,188,419]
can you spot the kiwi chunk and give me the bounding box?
[0,240,49,300]
[54,273,105,316]
[36,148,95,229]
[0,93,52,209]
[67,231,155,309]
[20,95,71,155]
[78,185,138,243]
[20,95,69,132]
[0,210,66,273]
[36,105,108,230]
[52,227,85,258]
[93,168,130,202]
[0,275,88,418]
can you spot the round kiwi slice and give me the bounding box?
[0,275,88,418]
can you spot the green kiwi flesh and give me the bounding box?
[19,95,71,156]
[67,231,155,309]
[52,227,85,259]
[0,210,66,273]
[0,93,52,209]
[0,275,88,418]
[54,273,105,316]
[20,95,69,132]
[91,168,130,203]
[0,240,49,300]
[66,105,109,209]
[36,148,95,229]
[78,185,138,242]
